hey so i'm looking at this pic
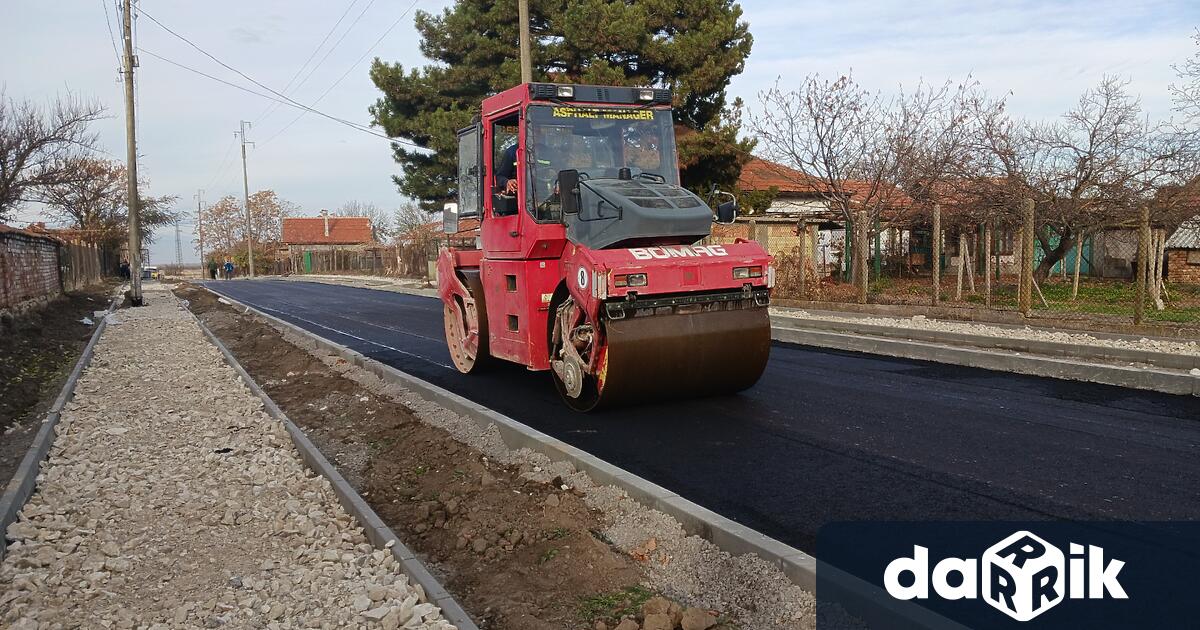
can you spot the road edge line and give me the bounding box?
[185,299,478,630]
[0,294,120,564]
[200,284,968,630]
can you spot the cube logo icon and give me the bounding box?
[982,531,1065,621]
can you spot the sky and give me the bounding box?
[2,0,1198,264]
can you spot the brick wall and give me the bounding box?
[0,228,62,314]
[1167,249,1200,284]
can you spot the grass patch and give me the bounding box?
[578,585,654,624]
[546,526,571,540]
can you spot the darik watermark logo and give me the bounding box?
[883,530,1128,621]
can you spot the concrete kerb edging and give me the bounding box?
[771,314,1200,371]
[201,286,967,630]
[0,295,120,564]
[184,303,478,630]
[773,325,1200,397]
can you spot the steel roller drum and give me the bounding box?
[582,307,771,410]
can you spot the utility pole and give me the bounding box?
[236,121,255,277]
[195,189,204,270]
[174,219,183,266]
[518,0,532,83]
[121,0,143,305]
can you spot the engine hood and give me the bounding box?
[565,178,714,250]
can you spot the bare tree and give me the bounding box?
[337,200,390,241]
[392,201,431,242]
[1171,29,1200,125]
[752,73,949,301]
[40,157,177,245]
[0,92,104,220]
[1031,78,1186,279]
[198,190,294,265]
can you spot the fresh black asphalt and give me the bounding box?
[201,279,1200,554]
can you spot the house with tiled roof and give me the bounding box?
[281,211,375,248]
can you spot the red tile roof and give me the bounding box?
[282,216,374,245]
[738,158,828,195]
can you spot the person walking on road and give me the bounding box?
[207,259,218,280]
[119,259,130,280]
[223,260,235,280]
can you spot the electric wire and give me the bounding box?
[285,0,381,103]
[100,0,122,70]
[262,0,420,147]
[133,10,417,147]
[135,48,414,146]
[256,0,362,124]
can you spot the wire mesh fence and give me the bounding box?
[759,205,1200,328]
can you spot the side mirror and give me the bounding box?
[712,190,738,224]
[717,200,737,223]
[559,169,580,215]
[443,202,459,234]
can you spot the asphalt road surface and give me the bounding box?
[201,279,1200,554]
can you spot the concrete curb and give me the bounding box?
[771,313,1200,371]
[772,298,1200,339]
[185,304,478,630]
[773,325,1200,397]
[0,295,119,564]
[200,285,966,630]
[272,275,439,298]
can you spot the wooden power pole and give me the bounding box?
[237,121,255,277]
[121,0,143,305]
[518,0,532,83]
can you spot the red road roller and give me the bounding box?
[438,82,773,410]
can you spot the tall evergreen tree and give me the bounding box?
[369,0,754,211]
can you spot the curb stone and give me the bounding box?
[772,325,1200,397]
[185,303,478,630]
[201,284,966,630]
[0,295,119,564]
[770,313,1200,371]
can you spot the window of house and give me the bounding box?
[1187,250,1200,265]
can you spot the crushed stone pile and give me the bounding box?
[774,309,1200,357]
[1,284,455,630]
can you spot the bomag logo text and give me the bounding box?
[883,530,1127,622]
[628,245,727,260]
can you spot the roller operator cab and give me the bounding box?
[438,82,773,411]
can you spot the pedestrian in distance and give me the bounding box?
[223,260,235,279]
[119,259,130,280]
[207,259,218,280]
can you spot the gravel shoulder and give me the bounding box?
[772,308,1200,357]
[1,284,456,629]
[178,283,826,630]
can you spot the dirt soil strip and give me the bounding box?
[0,291,118,564]
[1,281,120,490]
[178,283,833,630]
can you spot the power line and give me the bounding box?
[204,137,237,190]
[137,8,375,135]
[137,46,412,146]
[263,0,420,146]
[256,0,362,124]
[286,0,381,101]
[100,0,122,69]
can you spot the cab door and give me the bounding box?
[482,109,523,256]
